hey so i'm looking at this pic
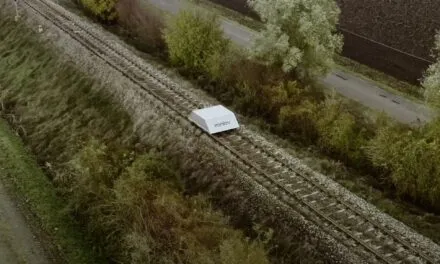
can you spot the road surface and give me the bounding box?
[148,0,435,125]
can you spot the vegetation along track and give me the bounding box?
[21,0,439,263]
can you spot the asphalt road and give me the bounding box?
[148,0,435,125]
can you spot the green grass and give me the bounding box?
[0,119,103,264]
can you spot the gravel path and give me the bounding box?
[0,172,49,264]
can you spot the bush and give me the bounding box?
[63,141,270,263]
[234,80,317,120]
[204,45,237,84]
[79,0,118,22]
[116,0,165,53]
[277,101,318,142]
[164,10,230,75]
[316,97,367,164]
[368,121,440,210]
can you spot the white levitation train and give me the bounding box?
[188,105,239,134]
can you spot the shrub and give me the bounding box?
[79,0,118,22]
[116,0,165,53]
[204,45,237,84]
[65,139,118,210]
[235,80,317,120]
[64,141,270,263]
[277,101,318,142]
[368,121,440,210]
[234,81,288,119]
[316,97,367,163]
[164,10,230,75]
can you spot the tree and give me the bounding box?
[246,0,343,79]
[422,31,440,107]
[163,10,230,76]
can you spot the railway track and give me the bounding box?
[20,1,439,263]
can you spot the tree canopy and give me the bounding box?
[247,0,343,80]
[423,32,440,107]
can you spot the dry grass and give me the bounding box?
[60,140,270,263]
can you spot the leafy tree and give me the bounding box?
[164,10,230,75]
[246,0,343,79]
[423,31,440,107]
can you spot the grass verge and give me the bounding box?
[335,56,424,101]
[0,119,103,264]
